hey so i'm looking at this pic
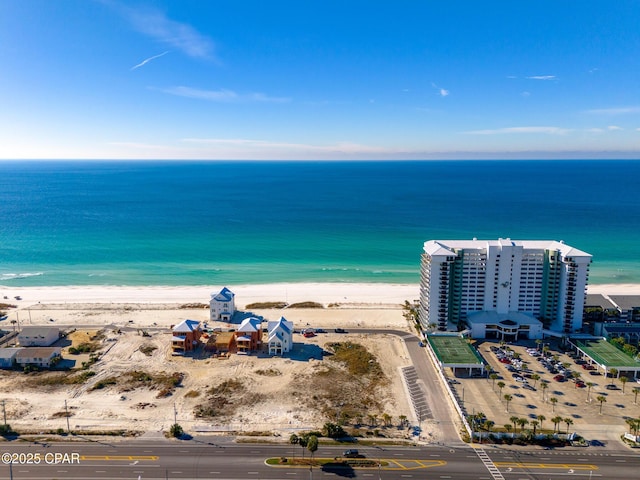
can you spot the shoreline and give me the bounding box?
[1,282,639,308]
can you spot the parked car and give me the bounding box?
[605,384,619,390]
[334,328,347,333]
[554,375,565,382]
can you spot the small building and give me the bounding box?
[236,317,262,353]
[466,311,543,340]
[15,347,62,368]
[171,319,202,355]
[210,287,236,322]
[267,317,294,355]
[213,331,235,352]
[18,327,60,347]
[0,348,22,369]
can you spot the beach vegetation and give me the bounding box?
[288,301,324,309]
[245,301,287,309]
[24,370,96,387]
[89,370,183,398]
[139,344,157,356]
[194,378,265,419]
[255,368,282,376]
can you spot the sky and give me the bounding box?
[1,0,639,160]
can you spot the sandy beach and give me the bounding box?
[1,282,638,310]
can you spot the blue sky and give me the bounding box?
[1,0,639,160]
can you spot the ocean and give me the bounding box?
[1,160,639,286]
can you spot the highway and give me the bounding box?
[1,439,639,480]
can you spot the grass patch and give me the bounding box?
[245,301,288,309]
[139,344,157,356]
[288,301,324,309]
[194,379,264,419]
[255,368,282,376]
[184,389,200,398]
[68,341,101,354]
[90,370,184,398]
[326,342,383,376]
[179,303,209,309]
[24,370,96,387]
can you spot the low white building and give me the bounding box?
[466,311,543,340]
[0,348,22,369]
[18,327,60,347]
[267,317,294,355]
[210,287,236,321]
[15,347,62,368]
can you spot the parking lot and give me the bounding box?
[448,339,640,446]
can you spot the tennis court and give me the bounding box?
[573,338,639,368]
[427,335,484,366]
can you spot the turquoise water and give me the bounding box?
[0,160,639,286]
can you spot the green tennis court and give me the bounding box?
[574,339,639,368]
[427,335,484,366]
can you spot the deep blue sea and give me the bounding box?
[1,160,639,286]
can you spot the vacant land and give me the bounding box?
[0,305,415,438]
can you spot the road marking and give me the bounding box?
[248,471,259,474]
[81,455,159,461]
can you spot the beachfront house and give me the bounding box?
[15,347,62,368]
[267,317,294,355]
[235,317,262,354]
[210,287,236,322]
[171,319,203,355]
[18,326,60,347]
[0,348,22,369]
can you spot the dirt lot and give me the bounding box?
[0,306,417,438]
[447,339,640,446]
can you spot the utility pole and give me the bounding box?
[2,399,6,426]
[174,403,177,425]
[65,400,70,433]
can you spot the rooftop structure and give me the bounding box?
[210,287,236,322]
[419,238,591,337]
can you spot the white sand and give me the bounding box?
[2,282,637,308]
[1,283,420,307]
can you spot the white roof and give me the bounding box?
[423,238,591,258]
[466,311,542,327]
[211,287,235,302]
[267,317,294,335]
[238,317,261,333]
[173,319,200,333]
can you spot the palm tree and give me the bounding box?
[530,420,539,435]
[398,414,408,428]
[504,424,513,436]
[609,368,618,385]
[596,395,607,414]
[549,397,558,412]
[504,394,513,412]
[510,415,519,432]
[516,418,529,433]
[367,414,377,427]
[289,433,299,460]
[381,413,392,427]
[355,414,364,426]
[298,434,308,459]
[541,381,549,401]
[551,416,563,433]
[633,387,640,405]
[497,381,506,397]
[485,420,495,433]
[625,418,640,436]
[620,376,628,393]
[537,414,546,432]
[531,373,540,388]
[586,382,595,402]
[489,373,499,389]
[307,435,318,464]
[564,417,573,434]
[535,339,542,351]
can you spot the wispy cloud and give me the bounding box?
[131,50,169,70]
[586,106,640,115]
[181,138,392,154]
[112,3,214,59]
[431,82,450,97]
[526,75,556,80]
[464,126,571,135]
[159,86,291,103]
[608,125,623,131]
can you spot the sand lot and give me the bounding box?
[0,303,418,438]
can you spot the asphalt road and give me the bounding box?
[1,439,638,480]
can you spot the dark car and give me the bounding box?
[334,328,347,334]
[343,449,362,458]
